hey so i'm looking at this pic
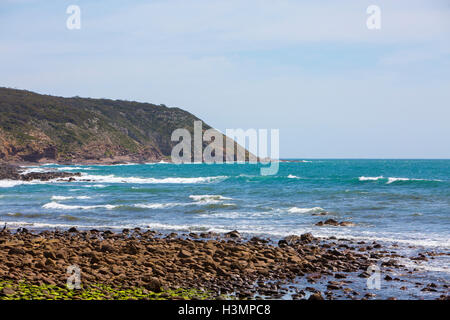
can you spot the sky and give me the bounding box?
[1,0,449,158]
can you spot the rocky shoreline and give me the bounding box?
[0,163,81,182]
[0,227,448,300]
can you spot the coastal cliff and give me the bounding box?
[0,87,246,164]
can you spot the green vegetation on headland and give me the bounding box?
[0,280,219,300]
[0,87,211,163]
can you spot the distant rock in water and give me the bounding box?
[0,87,250,164]
[315,219,356,227]
[0,163,79,181]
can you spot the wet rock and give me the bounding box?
[225,230,240,238]
[312,211,329,216]
[142,277,162,293]
[250,237,268,244]
[316,219,355,227]
[339,221,355,227]
[308,292,324,300]
[1,287,15,296]
[300,233,315,243]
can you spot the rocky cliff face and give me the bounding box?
[0,87,245,164]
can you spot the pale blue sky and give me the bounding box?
[1,0,449,158]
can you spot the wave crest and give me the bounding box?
[75,174,227,184]
[42,201,116,210]
[287,207,324,214]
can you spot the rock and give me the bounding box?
[316,219,339,226]
[384,275,393,281]
[143,277,162,293]
[316,219,354,227]
[225,230,240,238]
[8,247,26,255]
[312,212,328,216]
[300,233,315,243]
[99,244,116,253]
[68,227,78,233]
[1,287,15,296]
[250,237,268,244]
[323,219,339,226]
[358,272,370,278]
[123,243,140,255]
[178,249,192,258]
[43,250,57,260]
[308,292,324,300]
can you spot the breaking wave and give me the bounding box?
[287,207,324,214]
[42,201,116,210]
[51,195,91,200]
[74,174,227,184]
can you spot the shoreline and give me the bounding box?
[0,227,448,300]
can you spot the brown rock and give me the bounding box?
[225,230,240,238]
[1,287,15,296]
[178,249,192,258]
[43,250,57,260]
[8,247,26,255]
[308,292,324,300]
[143,277,162,293]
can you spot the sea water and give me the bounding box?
[1,159,449,295]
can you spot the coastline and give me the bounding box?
[1,161,449,300]
[1,227,448,300]
[1,158,170,167]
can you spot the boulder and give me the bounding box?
[225,230,240,238]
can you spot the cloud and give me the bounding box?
[0,0,449,157]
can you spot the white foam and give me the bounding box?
[74,173,227,184]
[19,167,50,175]
[358,176,442,184]
[56,167,90,171]
[0,180,25,188]
[189,195,232,201]
[42,201,116,210]
[0,220,132,230]
[287,207,324,214]
[287,174,300,179]
[51,195,92,201]
[0,180,53,188]
[385,177,440,184]
[83,184,106,188]
[189,195,233,206]
[134,203,183,209]
[359,176,384,181]
[144,161,171,164]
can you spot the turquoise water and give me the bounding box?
[1,159,449,274]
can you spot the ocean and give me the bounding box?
[1,159,449,279]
